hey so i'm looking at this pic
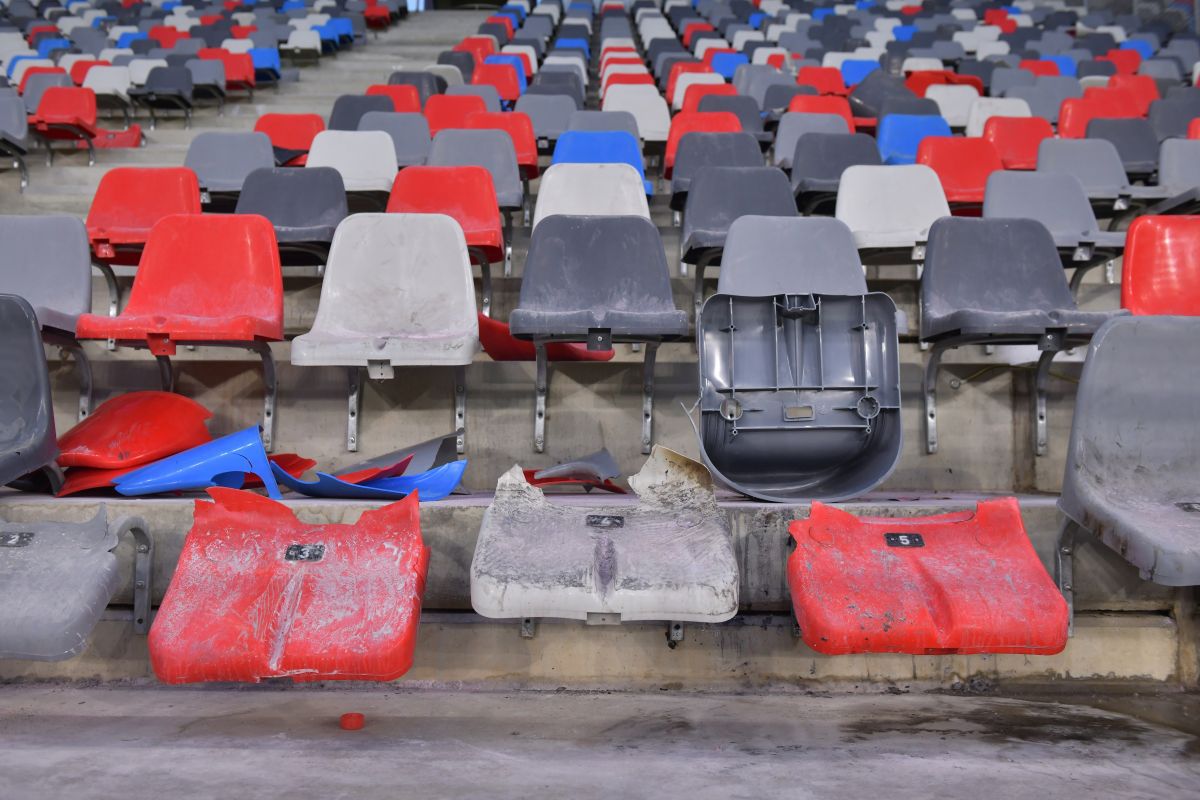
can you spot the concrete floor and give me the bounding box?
[1,685,1197,799]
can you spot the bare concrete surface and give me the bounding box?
[1,685,1197,800]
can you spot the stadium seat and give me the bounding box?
[516,93,576,147]
[796,65,848,96]
[306,130,398,211]
[328,94,393,131]
[465,110,538,180]
[21,70,71,115]
[365,83,422,113]
[186,59,226,112]
[983,171,1126,290]
[698,94,770,144]
[1057,95,1139,139]
[472,62,522,104]
[184,131,275,208]
[0,294,56,486]
[198,49,254,95]
[696,215,901,501]
[128,66,193,128]
[788,498,1068,654]
[920,217,1126,455]
[602,83,670,143]
[680,81,736,114]
[28,87,142,165]
[916,136,1004,206]
[509,215,688,453]
[876,113,952,165]
[471,447,738,624]
[1148,97,1200,141]
[1086,117,1160,178]
[787,93,857,131]
[1120,216,1200,316]
[791,132,883,215]
[1141,140,1200,216]
[683,166,798,310]
[1057,316,1200,593]
[358,111,431,167]
[670,131,763,211]
[1037,138,1168,212]
[387,165,504,317]
[533,163,650,230]
[0,95,30,189]
[74,215,284,449]
[983,116,1054,170]
[773,112,851,168]
[429,128,524,219]
[551,130,652,194]
[235,167,348,267]
[964,96,1031,138]
[254,113,325,166]
[291,214,478,452]
[925,84,978,128]
[567,110,640,140]
[835,164,950,263]
[150,488,427,682]
[387,70,443,106]
[664,111,742,178]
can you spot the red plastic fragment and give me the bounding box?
[57,392,213,469]
[336,454,414,485]
[340,713,365,730]
[521,468,626,493]
[788,498,1068,655]
[149,488,429,683]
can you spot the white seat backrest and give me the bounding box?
[836,164,950,239]
[220,39,254,54]
[533,163,651,229]
[603,83,670,141]
[672,72,726,110]
[927,84,980,127]
[83,65,132,97]
[975,40,1011,59]
[128,58,168,86]
[694,39,731,60]
[965,96,1031,137]
[901,57,944,73]
[307,130,399,192]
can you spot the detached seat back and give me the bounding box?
[0,294,56,486]
[234,167,348,266]
[1059,315,1200,586]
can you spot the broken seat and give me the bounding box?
[149,488,428,683]
[788,498,1068,655]
[471,447,738,625]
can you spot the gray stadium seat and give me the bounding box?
[428,129,523,212]
[791,132,883,215]
[357,111,431,167]
[0,294,56,486]
[234,167,348,266]
[328,93,393,131]
[183,131,275,206]
[1086,117,1160,179]
[670,131,762,211]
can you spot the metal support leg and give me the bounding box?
[148,108,157,131]
[692,251,715,320]
[250,341,278,452]
[471,248,493,318]
[68,343,93,420]
[115,516,153,635]
[522,180,531,226]
[347,366,362,452]
[534,343,549,453]
[641,342,660,455]
[1069,263,1100,294]
[85,137,95,167]
[503,213,513,277]
[1055,518,1077,638]
[453,365,467,455]
[155,355,174,392]
[14,154,27,191]
[923,343,946,454]
[93,261,120,350]
[1033,348,1056,457]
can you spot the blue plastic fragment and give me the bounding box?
[271,460,468,501]
[114,426,282,500]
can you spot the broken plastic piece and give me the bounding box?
[336,433,460,478]
[336,454,414,485]
[788,498,1068,655]
[59,452,312,497]
[149,488,428,683]
[272,460,467,501]
[471,447,738,622]
[56,392,213,469]
[112,426,281,500]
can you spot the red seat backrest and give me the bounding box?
[231,25,257,39]
[199,48,255,85]
[681,82,737,113]
[455,36,495,63]
[666,61,713,103]
[787,94,856,130]
[682,22,715,48]
[472,63,521,101]
[366,84,422,113]
[1101,48,1141,75]
[254,113,325,151]
[983,116,1054,170]
[1106,75,1159,115]
[1019,59,1059,78]
[916,136,1004,201]
[86,167,203,240]
[69,59,109,86]
[149,26,186,49]
[485,15,514,38]
[664,111,742,172]
[424,94,488,134]
[386,166,503,258]
[1190,118,1200,139]
[34,87,97,125]
[120,214,283,329]
[1057,96,1139,138]
[1121,216,1200,316]
[797,66,848,96]
[465,111,537,170]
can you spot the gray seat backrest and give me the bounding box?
[878,95,941,118]
[357,110,431,166]
[446,83,502,112]
[682,166,797,258]
[0,95,30,145]
[22,71,72,114]
[1157,138,1200,193]
[1005,85,1061,122]
[718,215,866,295]
[1085,117,1159,174]
[234,166,348,235]
[991,66,1036,96]
[516,93,576,140]
[438,51,475,83]
[983,170,1105,241]
[185,58,224,87]
[184,131,275,192]
[1037,137,1130,197]
[509,215,689,340]
[567,109,640,139]
[328,94,393,131]
[671,131,763,200]
[140,66,193,98]
[1148,97,1200,141]
[791,132,884,194]
[0,215,91,334]
[427,128,522,208]
[0,294,56,486]
[773,112,850,168]
[386,70,442,105]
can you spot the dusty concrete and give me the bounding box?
[0,685,1196,799]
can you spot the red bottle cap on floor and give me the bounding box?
[339,713,365,731]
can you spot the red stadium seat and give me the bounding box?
[681,21,715,48]
[1101,48,1141,75]
[906,69,985,97]
[199,48,255,93]
[787,93,857,131]
[465,110,538,178]
[149,488,428,683]
[485,14,514,38]
[1121,216,1200,316]
[1107,74,1159,116]
[86,167,202,265]
[1019,59,1060,77]
[230,25,257,38]
[917,136,1004,205]
[472,62,521,102]
[666,61,714,104]
[681,82,737,113]
[1057,95,1139,138]
[455,36,496,65]
[148,25,188,49]
[1191,118,1200,138]
[68,59,108,86]
[27,87,142,163]
[788,498,1068,655]
[983,116,1054,170]
[664,111,742,177]
[366,83,422,113]
[254,113,325,165]
[424,93,487,135]
[796,66,848,96]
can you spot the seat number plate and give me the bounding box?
[586,515,624,528]
[285,544,326,561]
[884,533,924,548]
[0,532,33,548]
